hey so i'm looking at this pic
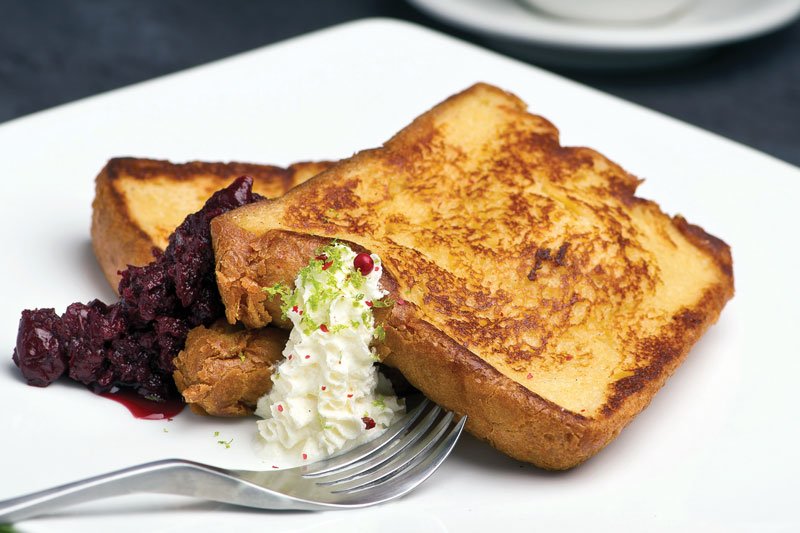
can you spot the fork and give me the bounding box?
[0,399,465,523]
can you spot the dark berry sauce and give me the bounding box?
[12,176,262,405]
[100,389,185,420]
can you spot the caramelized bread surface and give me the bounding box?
[91,157,330,289]
[211,83,734,469]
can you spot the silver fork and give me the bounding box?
[0,399,465,523]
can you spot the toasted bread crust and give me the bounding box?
[211,83,734,468]
[92,160,156,290]
[91,157,329,290]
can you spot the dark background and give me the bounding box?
[1,0,798,165]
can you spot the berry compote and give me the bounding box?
[12,176,262,402]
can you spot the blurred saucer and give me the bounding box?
[407,0,800,69]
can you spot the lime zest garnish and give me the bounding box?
[262,282,295,319]
[330,323,351,334]
[371,297,395,308]
[262,281,291,299]
[348,270,366,290]
[300,314,320,335]
[318,415,333,430]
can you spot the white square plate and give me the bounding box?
[1,19,798,532]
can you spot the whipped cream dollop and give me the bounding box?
[254,242,404,467]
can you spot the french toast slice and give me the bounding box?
[211,83,734,469]
[91,157,330,290]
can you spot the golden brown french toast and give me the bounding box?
[91,157,330,289]
[211,83,734,469]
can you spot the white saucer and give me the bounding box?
[408,0,800,68]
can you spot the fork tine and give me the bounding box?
[317,409,452,487]
[301,398,433,478]
[325,410,454,490]
[312,400,443,485]
[332,414,467,503]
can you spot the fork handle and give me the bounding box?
[0,459,250,524]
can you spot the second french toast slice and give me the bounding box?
[91,157,330,290]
